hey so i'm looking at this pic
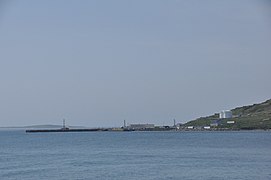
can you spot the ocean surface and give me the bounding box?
[0,130,271,180]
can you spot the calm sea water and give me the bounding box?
[0,130,271,180]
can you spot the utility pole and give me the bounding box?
[124,120,126,128]
[63,119,66,129]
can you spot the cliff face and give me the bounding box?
[185,99,271,129]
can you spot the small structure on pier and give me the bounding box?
[61,119,69,130]
[128,124,155,130]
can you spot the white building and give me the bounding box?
[219,110,232,119]
[227,121,235,124]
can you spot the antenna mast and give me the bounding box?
[124,120,126,128]
[63,119,65,129]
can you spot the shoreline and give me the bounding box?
[24,128,271,133]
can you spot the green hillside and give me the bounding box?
[185,99,271,130]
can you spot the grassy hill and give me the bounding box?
[185,99,271,130]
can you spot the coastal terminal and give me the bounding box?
[26,118,179,133]
[25,123,177,133]
[26,110,238,133]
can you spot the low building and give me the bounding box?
[210,119,221,127]
[227,121,235,124]
[176,123,183,130]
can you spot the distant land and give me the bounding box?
[0,125,86,129]
[1,99,271,131]
[184,99,271,130]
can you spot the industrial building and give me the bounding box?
[210,119,221,127]
[128,124,155,130]
[219,110,232,119]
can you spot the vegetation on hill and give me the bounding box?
[185,99,271,130]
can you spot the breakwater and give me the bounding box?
[26,128,111,133]
[25,127,177,133]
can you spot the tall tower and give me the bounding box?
[63,119,66,129]
[124,120,126,128]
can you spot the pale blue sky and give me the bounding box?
[0,0,271,127]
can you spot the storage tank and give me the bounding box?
[219,111,225,119]
[224,110,232,118]
[219,110,232,119]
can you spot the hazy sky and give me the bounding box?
[0,0,271,127]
